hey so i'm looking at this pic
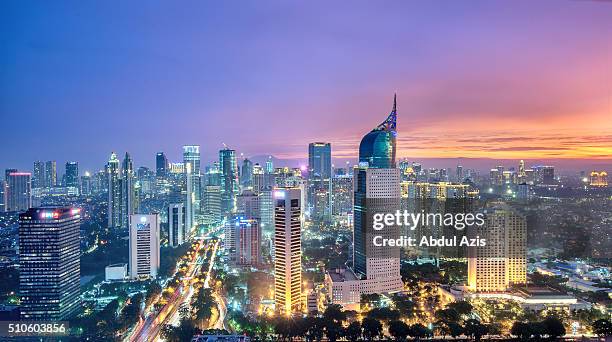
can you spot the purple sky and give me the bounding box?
[1,1,611,175]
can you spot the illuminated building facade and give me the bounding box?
[220,148,240,217]
[589,171,608,187]
[308,142,332,223]
[274,187,302,314]
[352,95,402,292]
[65,161,79,189]
[107,152,122,229]
[4,171,31,212]
[468,204,526,292]
[19,207,81,320]
[183,145,201,217]
[129,214,160,279]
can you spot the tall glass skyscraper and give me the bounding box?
[156,152,168,178]
[219,148,239,216]
[122,153,136,229]
[183,145,201,217]
[65,161,79,188]
[308,142,332,223]
[32,161,44,189]
[45,160,57,188]
[19,207,81,320]
[240,158,253,188]
[107,152,122,229]
[352,95,402,292]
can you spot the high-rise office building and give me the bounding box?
[202,185,222,225]
[81,172,92,196]
[32,161,45,189]
[308,143,332,179]
[240,158,253,188]
[129,214,160,279]
[237,190,261,220]
[266,156,274,174]
[4,171,31,212]
[45,161,57,188]
[274,187,302,315]
[533,166,555,185]
[168,203,186,247]
[219,148,239,216]
[518,160,526,178]
[352,95,402,291]
[235,218,261,266]
[331,174,353,216]
[121,153,136,229]
[156,152,168,178]
[467,204,527,292]
[456,165,463,182]
[65,162,79,189]
[252,164,265,193]
[19,207,81,320]
[183,145,201,217]
[185,163,194,234]
[107,152,122,229]
[308,142,332,223]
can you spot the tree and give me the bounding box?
[447,322,464,338]
[388,320,410,341]
[391,294,415,319]
[592,319,612,338]
[361,317,383,341]
[323,304,347,324]
[464,319,488,341]
[511,321,531,340]
[366,307,400,322]
[542,316,565,338]
[408,323,431,340]
[447,300,472,316]
[434,308,460,323]
[345,321,362,342]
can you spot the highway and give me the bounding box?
[128,240,211,342]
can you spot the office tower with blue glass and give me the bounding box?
[4,171,32,212]
[308,142,332,223]
[219,147,239,216]
[19,207,81,320]
[353,95,402,290]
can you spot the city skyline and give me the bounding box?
[2,1,612,173]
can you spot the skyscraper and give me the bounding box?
[45,161,57,188]
[32,161,45,189]
[219,148,239,216]
[19,207,81,320]
[168,203,186,247]
[107,152,122,229]
[308,142,332,223]
[156,152,168,178]
[129,214,160,279]
[240,158,253,188]
[4,171,31,212]
[274,187,302,315]
[122,153,136,229]
[183,145,201,218]
[235,218,262,267]
[468,203,527,292]
[81,172,92,196]
[352,95,402,291]
[308,143,332,179]
[65,161,79,189]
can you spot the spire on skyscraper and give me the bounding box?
[374,93,397,132]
